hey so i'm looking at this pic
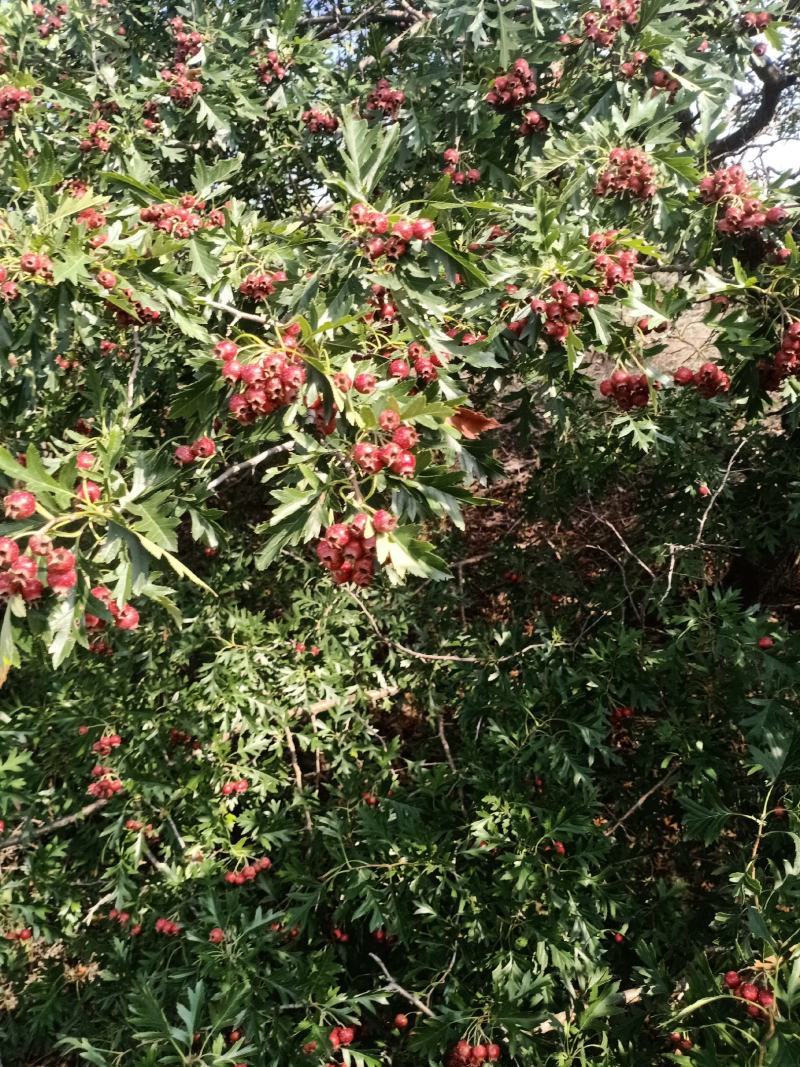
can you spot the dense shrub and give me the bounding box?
[1,0,799,1063]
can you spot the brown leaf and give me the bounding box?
[449,407,501,439]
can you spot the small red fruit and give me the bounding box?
[394,1013,408,1029]
[3,490,37,520]
[758,636,774,650]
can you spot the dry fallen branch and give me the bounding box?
[603,763,681,838]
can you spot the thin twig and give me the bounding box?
[165,814,186,852]
[695,436,751,545]
[285,726,313,832]
[369,953,436,1018]
[437,717,457,775]
[204,298,270,325]
[142,843,172,875]
[347,591,482,663]
[83,890,117,927]
[124,328,142,424]
[580,504,655,579]
[207,441,295,493]
[603,763,680,838]
[0,798,109,851]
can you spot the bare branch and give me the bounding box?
[709,61,798,161]
[0,798,109,851]
[369,953,436,1018]
[695,435,751,544]
[603,763,680,838]
[204,298,270,326]
[207,441,295,493]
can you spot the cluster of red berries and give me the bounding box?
[155,918,182,936]
[139,197,224,238]
[485,58,537,111]
[350,203,436,261]
[316,516,379,587]
[673,361,730,398]
[599,370,652,410]
[76,207,106,231]
[619,50,648,78]
[88,764,123,798]
[0,86,33,136]
[78,118,112,154]
[168,16,203,63]
[531,280,600,343]
[221,778,249,796]
[759,320,800,390]
[589,231,639,289]
[174,435,216,466]
[0,265,18,301]
[223,343,306,425]
[329,1026,356,1049]
[19,252,53,279]
[92,733,121,756]
[365,78,405,119]
[256,50,291,85]
[667,1032,693,1055]
[107,908,132,927]
[595,147,656,200]
[441,148,481,185]
[723,970,775,1017]
[4,928,32,942]
[0,533,76,603]
[223,856,272,885]
[363,283,398,327]
[332,926,350,942]
[160,64,202,107]
[108,288,161,328]
[239,268,288,301]
[448,1039,501,1064]
[142,98,161,132]
[125,818,157,836]
[32,1,67,38]
[352,417,419,477]
[741,10,773,30]
[698,166,787,236]
[85,585,140,632]
[582,0,640,47]
[302,108,338,134]
[408,340,448,383]
[517,109,549,136]
[651,69,680,99]
[610,705,633,728]
[169,727,200,749]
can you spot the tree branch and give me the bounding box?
[0,798,109,851]
[709,60,798,161]
[207,441,295,493]
[369,953,436,1017]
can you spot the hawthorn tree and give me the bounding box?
[1,0,800,1064]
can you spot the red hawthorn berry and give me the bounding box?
[174,444,195,465]
[412,218,435,241]
[486,1045,501,1061]
[354,372,377,394]
[116,604,139,630]
[698,484,710,497]
[758,989,774,1007]
[191,436,216,459]
[372,510,397,533]
[388,359,410,379]
[394,1013,409,1028]
[471,1045,488,1062]
[739,982,758,1002]
[215,339,239,360]
[758,636,774,649]
[3,490,37,520]
[208,927,226,943]
[379,409,401,431]
[76,479,101,504]
[367,212,388,234]
[96,270,116,289]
